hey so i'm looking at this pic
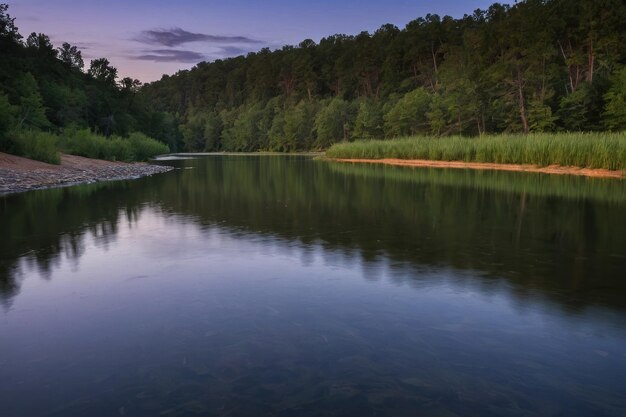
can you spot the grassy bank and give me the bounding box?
[1,128,169,165]
[326,133,626,171]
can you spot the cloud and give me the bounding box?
[136,28,261,47]
[72,42,95,50]
[134,49,206,63]
[217,46,250,57]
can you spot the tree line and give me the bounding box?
[2,1,625,155]
[0,3,179,154]
[140,0,626,152]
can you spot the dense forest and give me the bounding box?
[141,0,626,152]
[1,1,626,156]
[0,3,176,160]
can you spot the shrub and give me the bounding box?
[7,130,60,164]
[58,127,168,162]
[128,132,169,161]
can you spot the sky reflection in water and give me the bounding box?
[1,156,626,417]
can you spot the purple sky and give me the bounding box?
[9,0,507,82]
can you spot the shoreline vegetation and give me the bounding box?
[1,3,178,167]
[0,151,172,195]
[3,1,626,163]
[3,128,170,165]
[325,133,626,178]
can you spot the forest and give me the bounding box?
[1,0,626,157]
[0,4,173,162]
[141,0,626,152]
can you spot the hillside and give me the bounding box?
[140,0,626,152]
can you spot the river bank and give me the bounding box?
[325,133,626,176]
[0,152,174,195]
[329,158,625,179]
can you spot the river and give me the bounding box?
[1,155,625,416]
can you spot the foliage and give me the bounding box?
[141,0,626,152]
[0,3,176,161]
[325,133,626,171]
[353,100,383,140]
[0,92,15,141]
[87,58,118,86]
[58,42,84,70]
[15,73,49,129]
[383,88,431,137]
[4,129,60,164]
[314,98,352,148]
[2,1,626,156]
[58,127,168,161]
[603,67,626,130]
[127,131,170,160]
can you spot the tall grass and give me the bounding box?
[3,130,60,164]
[127,132,171,161]
[1,128,169,164]
[325,133,626,171]
[57,128,169,162]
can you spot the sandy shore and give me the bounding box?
[0,152,174,195]
[330,158,625,179]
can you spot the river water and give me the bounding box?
[1,155,625,416]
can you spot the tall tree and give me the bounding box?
[58,42,84,70]
[88,58,118,86]
[16,73,49,129]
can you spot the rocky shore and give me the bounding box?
[0,152,174,195]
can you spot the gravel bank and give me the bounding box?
[0,152,174,195]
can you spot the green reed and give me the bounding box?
[325,133,626,171]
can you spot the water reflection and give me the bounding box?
[1,156,626,416]
[3,156,624,312]
[1,182,142,307]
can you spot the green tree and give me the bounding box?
[557,83,601,131]
[41,82,88,127]
[603,67,626,130]
[383,88,431,137]
[353,100,383,139]
[58,42,84,70]
[16,73,50,129]
[314,98,352,148]
[528,97,557,132]
[0,92,16,148]
[283,101,316,151]
[268,110,286,151]
[222,104,266,151]
[0,3,21,41]
[88,58,118,86]
[26,32,57,58]
[181,110,221,152]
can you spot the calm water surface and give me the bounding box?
[1,156,626,417]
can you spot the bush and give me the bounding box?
[128,132,169,161]
[58,127,168,162]
[103,136,133,161]
[7,130,60,164]
[57,127,103,159]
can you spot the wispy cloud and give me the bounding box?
[134,49,206,63]
[72,41,96,50]
[136,28,261,47]
[217,46,251,57]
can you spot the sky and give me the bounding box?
[9,0,507,83]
